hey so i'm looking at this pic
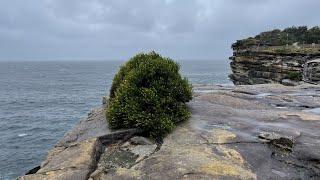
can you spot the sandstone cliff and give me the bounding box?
[229,47,320,85]
[229,26,320,85]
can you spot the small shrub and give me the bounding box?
[106,52,192,138]
[109,52,162,99]
[287,71,301,81]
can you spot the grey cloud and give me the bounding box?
[0,0,319,61]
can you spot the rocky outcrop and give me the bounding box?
[19,138,103,180]
[18,107,139,180]
[229,49,320,85]
[304,59,320,84]
[19,84,320,179]
[229,26,320,85]
[93,84,320,179]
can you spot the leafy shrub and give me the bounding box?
[106,52,192,138]
[287,71,301,81]
[109,52,162,99]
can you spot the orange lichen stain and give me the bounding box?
[218,146,245,164]
[116,167,141,178]
[200,129,255,179]
[213,129,236,143]
[201,161,256,179]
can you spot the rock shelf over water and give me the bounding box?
[19,84,320,180]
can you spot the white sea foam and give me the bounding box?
[18,133,27,137]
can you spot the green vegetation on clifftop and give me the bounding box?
[233,26,320,50]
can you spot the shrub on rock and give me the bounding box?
[287,71,301,81]
[106,52,192,137]
[109,52,163,99]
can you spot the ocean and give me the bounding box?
[0,60,231,179]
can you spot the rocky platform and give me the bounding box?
[19,84,320,180]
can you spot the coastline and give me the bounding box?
[19,83,320,179]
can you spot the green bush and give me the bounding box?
[287,71,301,81]
[106,52,192,138]
[109,52,163,99]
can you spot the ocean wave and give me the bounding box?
[18,133,28,137]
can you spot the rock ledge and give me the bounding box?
[19,84,320,179]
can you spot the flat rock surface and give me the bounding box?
[99,84,320,179]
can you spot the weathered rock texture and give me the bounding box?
[19,138,103,180]
[19,84,320,180]
[304,59,320,84]
[94,84,320,180]
[229,49,320,85]
[18,107,138,180]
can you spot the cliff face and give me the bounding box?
[229,48,320,85]
[304,59,320,83]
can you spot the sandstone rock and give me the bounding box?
[129,136,154,145]
[229,49,320,85]
[56,107,108,147]
[94,84,320,179]
[303,59,320,84]
[19,106,139,180]
[129,144,157,162]
[100,148,138,169]
[281,79,300,86]
[56,107,138,147]
[18,138,103,180]
[91,137,157,179]
[20,84,320,180]
[18,169,92,180]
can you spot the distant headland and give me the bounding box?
[229,26,320,85]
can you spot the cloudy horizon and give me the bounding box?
[0,0,319,61]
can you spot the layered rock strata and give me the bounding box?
[304,59,320,84]
[229,49,320,85]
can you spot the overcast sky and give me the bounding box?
[0,0,319,61]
